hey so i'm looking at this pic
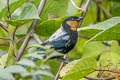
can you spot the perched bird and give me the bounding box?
[33,16,83,61]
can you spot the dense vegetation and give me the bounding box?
[0,0,120,80]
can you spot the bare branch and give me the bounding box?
[94,0,112,18]
[0,43,9,46]
[82,0,91,17]
[7,0,11,19]
[55,54,68,80]
[85,76,115,80]
[78,0,91,27]
[32,33,42,44]
[15,0,46,62]
[70,0,83,11]
[0,23,8,32]
[0,37,10,40]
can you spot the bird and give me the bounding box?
[32,16,83,61]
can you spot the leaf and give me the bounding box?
[4,65,29,76]
[25,51,45,60]
[5,42,15,66]
[0,69,15,80]
[17,58,36,67]
[48,52,64,59]
[31,70,54,77]
[60,57,97,80]
[40,0,68,20]
[78,17,120,42]
[0,54,8,68]
[82,41,104,58]
[15,3,40,20]
[0,0,26,20]
[6,19,30,26]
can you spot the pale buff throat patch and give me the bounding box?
[66,21,79,31]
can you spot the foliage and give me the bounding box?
[0,0,120,80]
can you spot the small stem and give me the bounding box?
[94,0,112,18]
[32,33,42,44]
[0,23,8,32]
[0,43,9,46]
[0,37,10,40]
[85,76,115,80]
[7,0,11,19]
[70,0,83,11]
[97,4,101,22]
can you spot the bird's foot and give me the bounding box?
[56,58,69,64]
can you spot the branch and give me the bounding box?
[85,76,115,80]
[0,43,9,46]
[32,33,42,44]
[82,0,91,17]
[79,0,91,27]
[55,54,68,80]
[0,23,8,32]
[70,0,83,11]
[94,0,112,18]
[0,37,10,40]
[98,4,112,18]
[7,0,11,19]
[15,0,46,62]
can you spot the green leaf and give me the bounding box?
[48,52,63,59]
[82,41,104,58]
[15,3,40,20]
[5,42,15,66]
[17,58,36,67]
[60,57,97,80]
[110,2,120,16]
[78,17,120,42]
[0,69,15,80]
[0,0,26,20]
[99,51,120,68]
[6,19,30,26]
[25,51,45,60]
[31,70,54,77]
[40,0,68,20]
[4,65,29,76]
[0,54,8,68]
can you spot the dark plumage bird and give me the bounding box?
[33,16,83,61]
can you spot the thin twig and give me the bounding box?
[55,54,68,80]
[0,23,8,32]
[0,37,10,40]
[82,0,91,17]
[70,0,83,11]
[79,0,91,27]
[7,0,11,19]
[97,3,101,22]
[85,76,115,80]
[32,33,42,44]
[0,43,9,46]
[15,0,46,62]
[98,4,112,18]
[94,0,112,18]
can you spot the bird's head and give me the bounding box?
[62,16,83,31]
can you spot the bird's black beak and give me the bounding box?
[77,16,84,22]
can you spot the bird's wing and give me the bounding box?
[42,34,70,49]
